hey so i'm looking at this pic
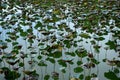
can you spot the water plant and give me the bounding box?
[0,0,120,80]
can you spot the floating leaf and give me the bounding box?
[48,51,62,58]
[20,31,27,37]
[23,70,36,75]
[35,21,42,29]
[105,40,116,50]
[5,39,11,42]
[63,40,71,48]
[46,57,55,63]
[77,61,83,65]
[114,68,119,74]
[95,37,105,41]
[74,67,83,73]
[44,75,50,80]
[91,58,100,64]
[19,62,24,67]
[85,76,91,80]
[75,49,87,58]
[104,71,120,80]
[90,40,96,45]
[65,52,75,57]
[79,33,91,39]
[93,45,101,53]
[60,67,66,73]
[37,55,42,60]
[2,67,21,80]
[38,61,47,66]
[31,51,37,54]
[79,74,84,79]
[57,59,67,67]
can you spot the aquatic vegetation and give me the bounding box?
[0,0,120,80]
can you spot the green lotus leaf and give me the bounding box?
[74,67,83,73]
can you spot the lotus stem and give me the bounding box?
[23,58,25,79]
[45,66,47,75]
[41,67,43,80]
[88,68,91,76]
[68,64,71,80]
[53,62,56,72]
[83,68,86,79]
[105,50,107,59]
[62,72,65,80]
[25,39,27,54]
[97,54,99,75]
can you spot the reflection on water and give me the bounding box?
[0,0,120,80]
[0,20,119,80]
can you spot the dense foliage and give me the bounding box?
[0,0,120,80]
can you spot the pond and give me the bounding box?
[0,0,120,80]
